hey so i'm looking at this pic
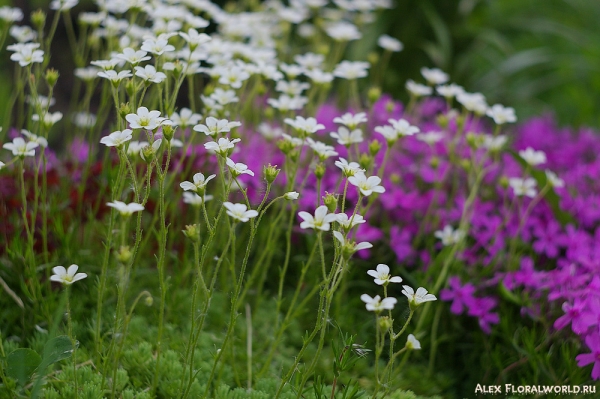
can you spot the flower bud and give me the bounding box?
[323,192,337,213]
[284,191,299,200]
[162,125,175,141]
[430,156,439,169]
[141,145,155,163]
[314,163,326,179]
[390,173,401,184]
[119,103,131,121]
[115,246,132,263]
[264,106,275,120]
[31,10,46,31]
[456,114,465,130]
[264,164,280,184]
[367,51,379,67]
[368,86,381,105]
[255,81,267,96]
[144,295,153,306]
[436,114,449,129]
[378,316,393,332]
[385,100,395,114]
[359,153,373,171]
[459,159,470,171]
[172,61,183,79]
[369,139,381,157]
[45,69,59,88]
[465,132,478,149]
[499,176,509,189]
[277,139,294,155]
[125,79,135,98]
[183,224,201,242]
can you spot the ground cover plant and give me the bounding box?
[0,0,599,398]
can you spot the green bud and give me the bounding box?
[115,246,132,264]
[369,139,381,157]
[264,164,280,183]
[358,153,373,171]
[45,68,59,88]
[172,61,183,79]
[314,163,326,179]
[437,114,449,129]
[119,103,131,121]
[144,295,153,306]
[368,86,381,105]
[141,145,155,163]
[385,100,395,113]
[264,106,275,120]
[390,173,401,184]
[459,158,470,171]
[277,139,293,155]
[367,52,379,66]
[323,192,338,213]
[456,115,465,130]
[125,79,135,98]
[31,10,46,31]
[255,81,267,96]
[430,156,440,169]
[162,124,175,141]
[378,316,393,331]
[499,176,509,189]
[182,224,201,242]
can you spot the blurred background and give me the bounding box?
[1,0,600,128]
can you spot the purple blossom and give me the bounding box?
[440,276,475,315]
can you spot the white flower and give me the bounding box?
[106,201,145,216]
[378,34,403,52]
[134,65,167,83]
[420,67,449,85]
[97,70,132,86]
[333,112,368,129]
[20,129,48,148]
[127,141,148,156]
[139,140,162,162]
[281,133,304,148]
[257,123,283,140]
[367,264,402,286]
[204,137,241,156]
[294,52,324,70]
[50,0,78,11]
[545,170,564,188]
[140,38,175,56]
[348,173,385,196]
[375,125,398,144]
[180,173,216,194]
[482,134,507,152]
[284,116,325,135]
[417,131,444,145]
[436,83,464,98]
[91,59,120,70]
[224,202,258,222]
[406,79,432,97]
[115,47,151,65]
[326,21,361,41]
[126,107,164,131]
[335,158,365,177]
[306,138,338,160]
[179,29,211,49]
[509,177,537,198]
[518,147,546,167]
[284,191,299,200]
[434,225,465,246]
[388,118,419,137]
[170,108,202,128]
[100,129,133,147]
[333,61,369,80]
[457,92,487,114]
[183,192,214,206]
[267,95,307,111]
[298,205,337,231]
[50,265,87,285]
[333,231,373,254]
[305,69,334,84]
[72,112,97,128]
[194,117,241,136]
[335,213,366,229]
[402,286,437,307]
[32,112,63,128]
[276,80,310,96]
[9,43,44,66]
[360,294,397,312]
[405,334,421,350]
[0,6,23,22]
[280,63,305,79]
[486,104,517,125]
[330,127,363,146]
[209,88,239,106]
[10,25,37,43]
[3,137,38,157]
[217,66,250,89]
[226,158,254,177]
[0,161,4,170]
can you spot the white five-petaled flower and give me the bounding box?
[50,264,87,285]
[333,231,373,254]
[436,83,464,99]
[20,129,48,148]
[179,29,211,49]
[333,112,368,129]
[333,61,370,80]
[226,158,254,177]
[545,170,564,188]
[32,112,63,128]
[170,108,202,128]
[335,213,366,230]
[97,70,132,85]
[405,334,421,350]
[417,131,444,145]
[100,129,133,147]
[284,191,299,200]
[482,134,507,152]
[50,0,78,11]
[518,147,546,167]
[106,201,144,216]
[457,92,487,114]
[406,79,432,97]
[421,67,449,85]
[183,192,213,206]
[434,225,465,246]
[115,47,151,65]
[9,43,44,66]
[335,158,365,177]
[360,294,397,312]
[348,173,385,196]
[223,202,258,223]
[298,205,337,231]
[284,116,325,135]
[126,107,164,131]
[134,65,167,83]
[193,117,241,136]
[306,138,338,160]
[0,161,5,170]
[388,118,419,137]
[374,125,399,144]
[179,173,216,194]
[140,38,175,56]
[402,286,437,307]
[204,137,241,156]
[367,264,402,286]
[330,127,363,146]
[486,104,517,125]
[378,34,403,52]
[509,177,537,198]
[3,137,38,157]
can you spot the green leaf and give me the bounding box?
[508,150,575,226]
[40,335,75,369]
[6,348,42,386]
[498,281,522,306]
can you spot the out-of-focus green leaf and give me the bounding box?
[6,348,42,386]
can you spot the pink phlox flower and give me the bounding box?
[575,334,600,380]
[440,276,475,315]
[467,296,499,334]
[554,298,596,335]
